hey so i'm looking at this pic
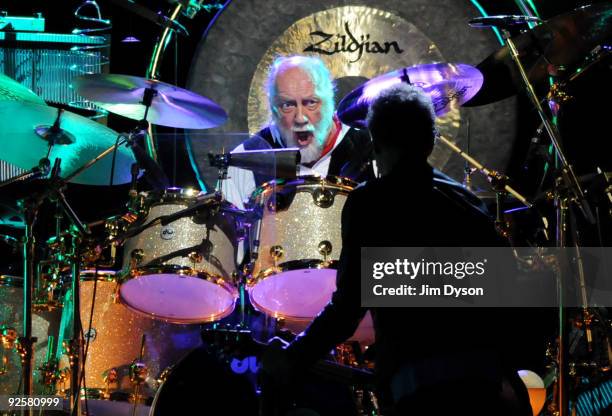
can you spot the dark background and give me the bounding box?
[0,0,609,271]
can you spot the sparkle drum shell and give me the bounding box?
[69,270,204,402]
[120,188,239,323]
[248,176,356,320]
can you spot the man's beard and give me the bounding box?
[275,115,334,164]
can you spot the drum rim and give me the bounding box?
[118,266,239,324]
[247,259,338,321]
[140,188,243,213]
[140,187,202,205]
[121,264,237,285]
[249,175,357,204]
[79,269,117,282]
[128,188,244,245]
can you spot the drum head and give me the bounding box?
[249,268,337,320]
[120,274,237,323]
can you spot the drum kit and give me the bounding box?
[0,3,609,416]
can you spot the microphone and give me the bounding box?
[159,193,222,226]
[469,15,541,29]
[209,148,300,180]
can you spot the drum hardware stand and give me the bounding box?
[488,172,511,238]
[145,0,188,161]
[39,337,61,394]
[234,272,247,326]
[436,135,532,209]
[462,117,476,191]
[129,334,149,416]
[35,203,73,312]
[141,0,221,161]
[496,27,597,416]
[129,162,140,210]
[16,158,81,414]
[209,151,230,192]
[14,155,89,415]
[498,27,593,223]
[103,368,119,397]
[17,158,56,405]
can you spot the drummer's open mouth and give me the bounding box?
[295,131,313,146]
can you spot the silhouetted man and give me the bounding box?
[262,83,533,416]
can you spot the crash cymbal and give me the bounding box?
[0,73,46,105]
[466,3,612,106]
[73,74,228,129]
[0,102,135,186]
[337,63,483,128]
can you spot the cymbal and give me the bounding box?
[0,73,46,105]
[465,3,612,106]
[73,74,228,129]
[337,63,483,128]
[0,202,25,229]
[0,102,136,186]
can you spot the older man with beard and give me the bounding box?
[222,55,375,210]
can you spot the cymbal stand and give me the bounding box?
[17,158,56,405]
[20,196,39,413]
[500,29,593,225]
[436,135,532,209]
[145,1,189,161]
[45,184,88,416]
[16,158,87,416]
[498,29,595,416]
[462,118,476,191]
[208,151,230,192]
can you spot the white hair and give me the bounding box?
[266,56,336,153]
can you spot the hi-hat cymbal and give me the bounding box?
[465,3,612,106]
[0,73,46,105]
[73,74,228,129]
[0,102,135,186]
[337,63,483,128]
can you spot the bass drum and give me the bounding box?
[151,341,361,416]
[150,345,258,416]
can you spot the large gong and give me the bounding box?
[186,0,517,190]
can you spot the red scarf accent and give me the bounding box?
[319,116,342,159]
